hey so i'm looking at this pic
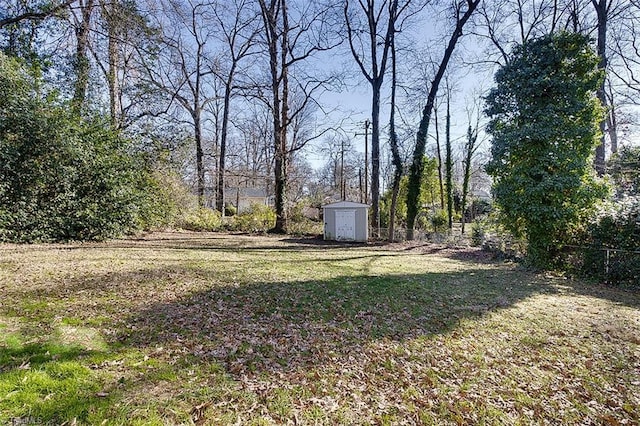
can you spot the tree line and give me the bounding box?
[1,0,639,275]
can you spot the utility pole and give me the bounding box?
[340,138,345,200]
[358,168,363,203]
[354,119,370,204]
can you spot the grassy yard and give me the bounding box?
[0,232,638,425]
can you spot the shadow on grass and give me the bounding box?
[4,234,640,424]
[30,234,363,253]
[115,266,557,377]
[557,279,640,306]
[8,260,637,383]
[3,262,639,424]
[0,234,383,255]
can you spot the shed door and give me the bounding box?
[335,209,356,241]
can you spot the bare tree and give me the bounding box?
[257,0,341,233]
[99,0,122,127]
[472,0,571,65]
[71,0,94,112]
[610,1,640,103]
[344,0,422,235]
[141,0,219,206]
[238,104,274,185]
[590,0,638,169]
[592,0,611,174]
[460,99,481,235]
[89,0,154,129]
[213,0,260,214]
[317,134,362,202]
[433,102,445,211]
[406,0,479,240]
[388,8,401,241]
[444,79,453,231]
[607,5,640,148]
[473,0,639,170]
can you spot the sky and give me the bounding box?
[291,0,503,179]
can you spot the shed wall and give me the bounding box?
[323,206,368,242]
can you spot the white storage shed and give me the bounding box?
[322,201,369,242]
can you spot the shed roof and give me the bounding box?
[229,187,268,198]
[202,187,268,198]
[322,201,370,209]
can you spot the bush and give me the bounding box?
[287,218,323,236]
[286,203,322,236]
[179,208,223,232]
[576,197,640,284]
[430,210,448,232]
[224,204,237,217]
[381,159,441,230]
[0,53,167,242]
[231,204,276,233]
[141,170,196,230]
[471,220,485,247]
[609,147,640,196]
[484,33,608,268]
[466,198,492,222]
[469,212,526,260]
[289,203,306,223]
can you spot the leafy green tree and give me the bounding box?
[0,52,167,242]
[485,32,609,268]
[381,157,439,230]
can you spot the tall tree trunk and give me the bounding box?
[344,0,401,238]
[193,38,205,208]
[461,125,477,235]
[406,0,479,240]
[269,46,284,231]
[194,112,205,207]
[274,151,287,231]
[216,73,234,214]
[213,0,259,213]
[103,0,121,129]
[107,35,121,128]
[434,106,445,210]
[72,0,94,112]
[593,0,608,175]
[371,81,382,235]
[388,26,401,242]
[259,0,337,231]
[274,0,290,233]
[445,89,453,231]
[259,0,288,233]
[606,75,618,154]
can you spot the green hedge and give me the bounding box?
[577,197,640,284]
[0,53,167,242]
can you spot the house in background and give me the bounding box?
[202,186,270,214]
[228,187,269,213]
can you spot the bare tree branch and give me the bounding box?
[0,0,74,28]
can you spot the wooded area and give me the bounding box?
[2,2,640,423]
[1,0,640,275]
